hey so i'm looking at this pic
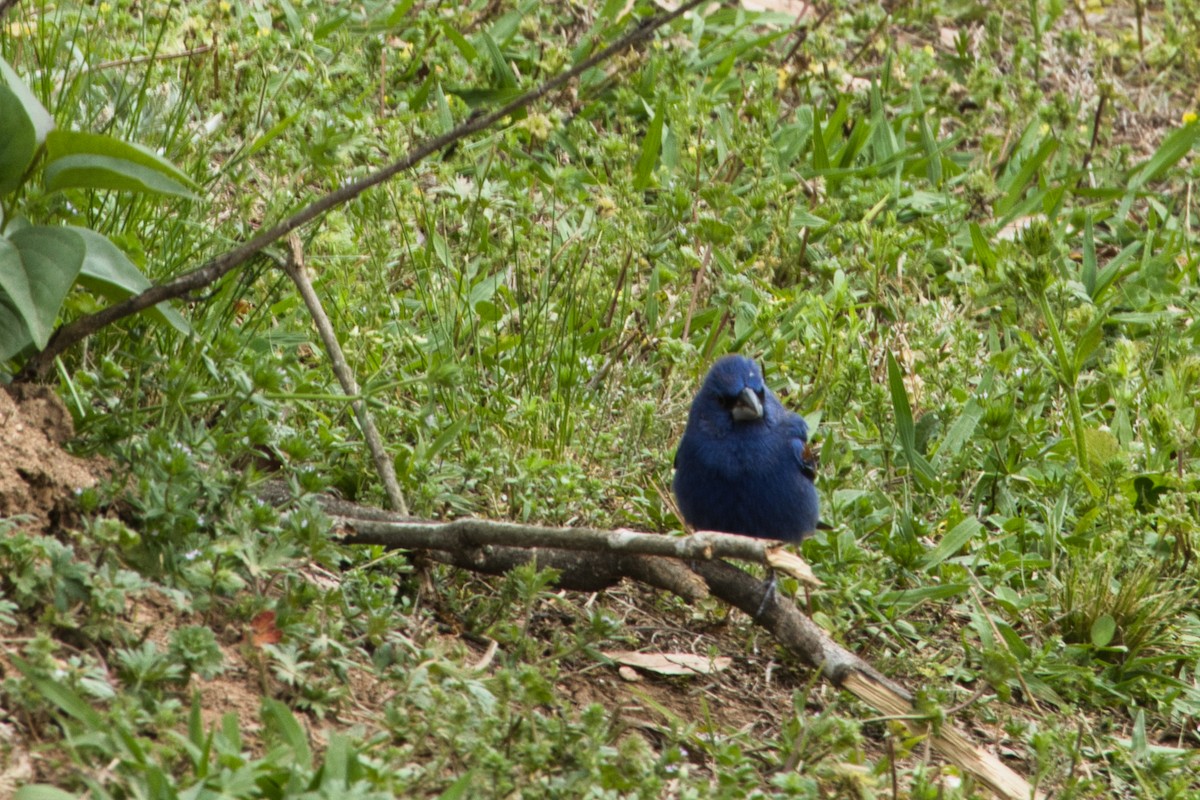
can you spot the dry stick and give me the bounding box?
[15,0,709,381]
[280,235,407,514]
[325,508,1041,800]
[343,515,819,586]
[90,45,213,72]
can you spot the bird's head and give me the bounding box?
[700,355,767,423]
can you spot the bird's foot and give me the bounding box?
[753,571,778,620]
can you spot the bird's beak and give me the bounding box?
[731,387,763,421]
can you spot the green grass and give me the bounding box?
[3,0,1200,797]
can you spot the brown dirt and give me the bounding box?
[0,385,105,531]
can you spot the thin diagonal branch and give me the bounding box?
[16,0,709,381]
[281,235,407,514]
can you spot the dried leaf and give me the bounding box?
[766,547,823,588]
[605,651,732,676]
[742,0,816,16]
[248,610,282,646]
[618,665,642,682]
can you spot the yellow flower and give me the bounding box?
[98,2,112,12]
[519,112,552,142]
[219,1,231,12]
[258,25,271,37]
[1184,111,1198,125]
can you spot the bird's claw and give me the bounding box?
[753,571,778,620]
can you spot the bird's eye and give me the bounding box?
[717,395,737,410]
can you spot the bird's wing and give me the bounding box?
[784,414,816,480]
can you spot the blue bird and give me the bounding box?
[673,355,820,545]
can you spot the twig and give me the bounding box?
[680,244,711,343]
[89,45,213,72]
[1078,88,1108,183]
[280,235,407,514]
[15,0,710,381]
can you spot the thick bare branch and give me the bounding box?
[341,516,819,585]
[264,484,1040,800]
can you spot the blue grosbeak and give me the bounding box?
[673,355,820,544]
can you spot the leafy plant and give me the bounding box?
[0,56,190,368]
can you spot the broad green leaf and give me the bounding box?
[0,293,35,360]
[599,0,630,22]
[919,517,982,571]
[1082,426,1119,478]
[918,109,942,186]
[438,772,476,800]
[11,655,106,728]
[0,227,85,355]
[487,8,523,43]
[1129,122,1200,189]
[0,236,37,357]
[1073,316,1104,374]
[319,733,352,787]
[888,350,917,450]
[811,105,830,171]
[479,32,516,88]
[384,0,416,26]
[823,98,849,150]
[935,399,982,465]
[1130,709,1147,761]
[996,135,1058,216]
[878,583,969,610]
[968,222,996,272]
[262,698,312,770]
[0,56,54,144]
[790,207,828,229]
[44,153,196,199]
[46,130,196,188]
[1092,240,1141,302]
[835,119,869,170]
[995,620,1031,661]
[441,21,478,61]
[426,417,469,461]
[1081,215,1097,296]
[633,101,665,191]
[886,351,936,487]
[0,86,36,193]
[69,227,190,334]
[1090,614,1116,647]
[187,692,211,761]
[246,112,300,159]
[434,83,454,134]
[869,81,896,164]
[15,787,79,800]
[774,117,812,168]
